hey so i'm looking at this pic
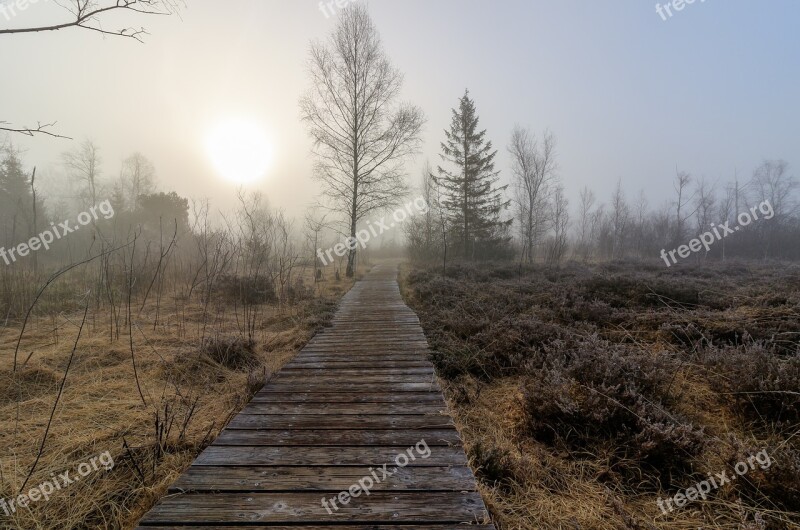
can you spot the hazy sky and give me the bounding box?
[3,0,799,219]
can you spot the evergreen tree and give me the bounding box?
[435,90,511,259]
[0,146,35,248]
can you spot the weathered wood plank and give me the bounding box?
[279,367,435,376]
[271,374,439,384]
[250,392,445,403]
[257,383,441,393]
[137,523,495,530]
[282,361,432,369]
[227,414,454,430]
[138,492,490,524]
[169,466,478,492]
[193,446,468,467]
[239,402,446,415]
[287,348,428,354]
[212,429,462,446]
[288,355,430,362]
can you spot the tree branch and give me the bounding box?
[0,0,180,42]
[0,121,72,139]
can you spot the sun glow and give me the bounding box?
[205,118,274,184]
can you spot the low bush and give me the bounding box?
[468,441,521,491]
[404,260,800,527]
[702,341,800,424]
[215,274,277,304]
[200,336,261,371]
[522,337,706,486]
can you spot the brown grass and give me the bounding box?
[402,261,800,530]
[0,264,355,530]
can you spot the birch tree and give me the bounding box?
[300,4,424,277]
[508,126,556,263]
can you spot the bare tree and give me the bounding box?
[610,179,629,260]
[546,185,569,266]
[673,169,697,247]
[432,168,449,274]
[30,167,39,274]
[63,139,102,207]
[633,190,649,258]
[751,160,797,220]
[508,126,556,263]
[405,163,441,263]
[694,177,717,259]
[718,182,736,261]
[576,186,595,262]
[300,4,424,277]
[304,210,328,283]
[751,160,797,258]
[120,152,156,210]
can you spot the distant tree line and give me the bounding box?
[571,162,799,263]
[407,112,798,266]
[0,140,191,266]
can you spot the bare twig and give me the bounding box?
[13,241,134,372]
[19,297,90,493]
[0,0,181,42]
[0,122,71,139]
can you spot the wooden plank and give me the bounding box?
[288,356,429,363]
[169,466,478,492]
[258,382,441,393]
[271,374,439,384]
[279,367,435,375]
[296,350,429,354]
[136,523,495,530]
[250,392,446,403]
[193,446,468,466]
[138,492,490,525]
[212,429,462,446]
[227,414,454,430]
[282,361,432,369]
[303,338,424,342]
[239,402,447,415]
[291,350,429,355]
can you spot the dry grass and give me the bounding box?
[402,260,800,530]
[0,264,355,530]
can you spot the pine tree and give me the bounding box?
[0,146,34,248]
[435,90,511,259]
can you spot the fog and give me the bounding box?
[3,0,798,220]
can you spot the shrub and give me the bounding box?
[523,337,706,485]
[717,435,800,513]
[702,342,800,424]
[468,441,520,491]
[287,277,313,304]
[200,336,261,371]
[215,274,276,304]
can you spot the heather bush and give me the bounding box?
[702,341,800,424]
[468,441,521,491]
[200,336,260,371]
[715,435,800,513]
[522,336,706,485]
[216,273,277,304]
[404,260,800,527]
[408,273,571,379]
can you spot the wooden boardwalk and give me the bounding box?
[137,263,495,529]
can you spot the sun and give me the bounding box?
[205,118,274,184]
